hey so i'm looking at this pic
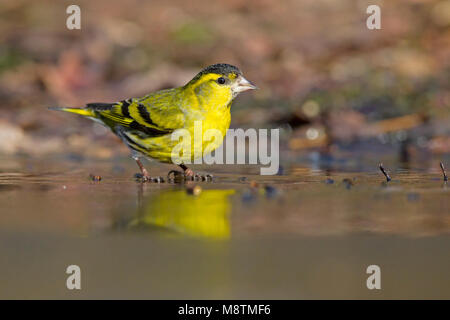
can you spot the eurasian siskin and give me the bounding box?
[50,63,257,181]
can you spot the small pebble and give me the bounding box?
[186,185,202,196]
[342,178,353,190]
[264,185,278,198]
[89,174,102,182]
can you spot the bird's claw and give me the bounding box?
[150,176,165,183]
[167,170,184,183]
[193,173,214,182]
[134,173,165,183]
[167,170,214,183]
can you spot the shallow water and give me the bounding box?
[0,156,449,299]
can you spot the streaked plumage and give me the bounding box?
[50,63,257,180]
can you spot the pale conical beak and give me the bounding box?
[235,76,258,93]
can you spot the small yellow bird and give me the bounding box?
[51,63,257,181]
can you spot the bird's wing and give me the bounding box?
[89,89,185,137]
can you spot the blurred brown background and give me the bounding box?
[0,0,449,161]
[0,1,449,300]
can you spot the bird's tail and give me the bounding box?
[48,106,95,117]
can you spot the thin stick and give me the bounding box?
[440,162,448,182]
[379,163,391,182]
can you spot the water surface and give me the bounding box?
[0,156,449,299]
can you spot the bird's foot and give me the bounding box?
[134,173,165,183]
[190,173,214,182]
[167,170,184,183]
[167,170,214,183]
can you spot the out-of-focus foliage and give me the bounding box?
[0,0,448,157]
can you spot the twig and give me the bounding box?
[379,163,391,182]
[440,162,448,182]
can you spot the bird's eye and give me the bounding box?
[217,77,226,85]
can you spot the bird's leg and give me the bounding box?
[179,164,194,177]
[178,164,213,182]
[134,158,165,183]
[136,158,150,179]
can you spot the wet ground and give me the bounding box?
[0,155,449,299]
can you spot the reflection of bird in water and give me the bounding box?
[130,189,235,238]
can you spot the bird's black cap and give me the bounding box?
[190,63,242,83]
[200,63,241,76]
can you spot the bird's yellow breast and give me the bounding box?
[116,72,234,163]
[163,104,231,163]
[134,100,231,163]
